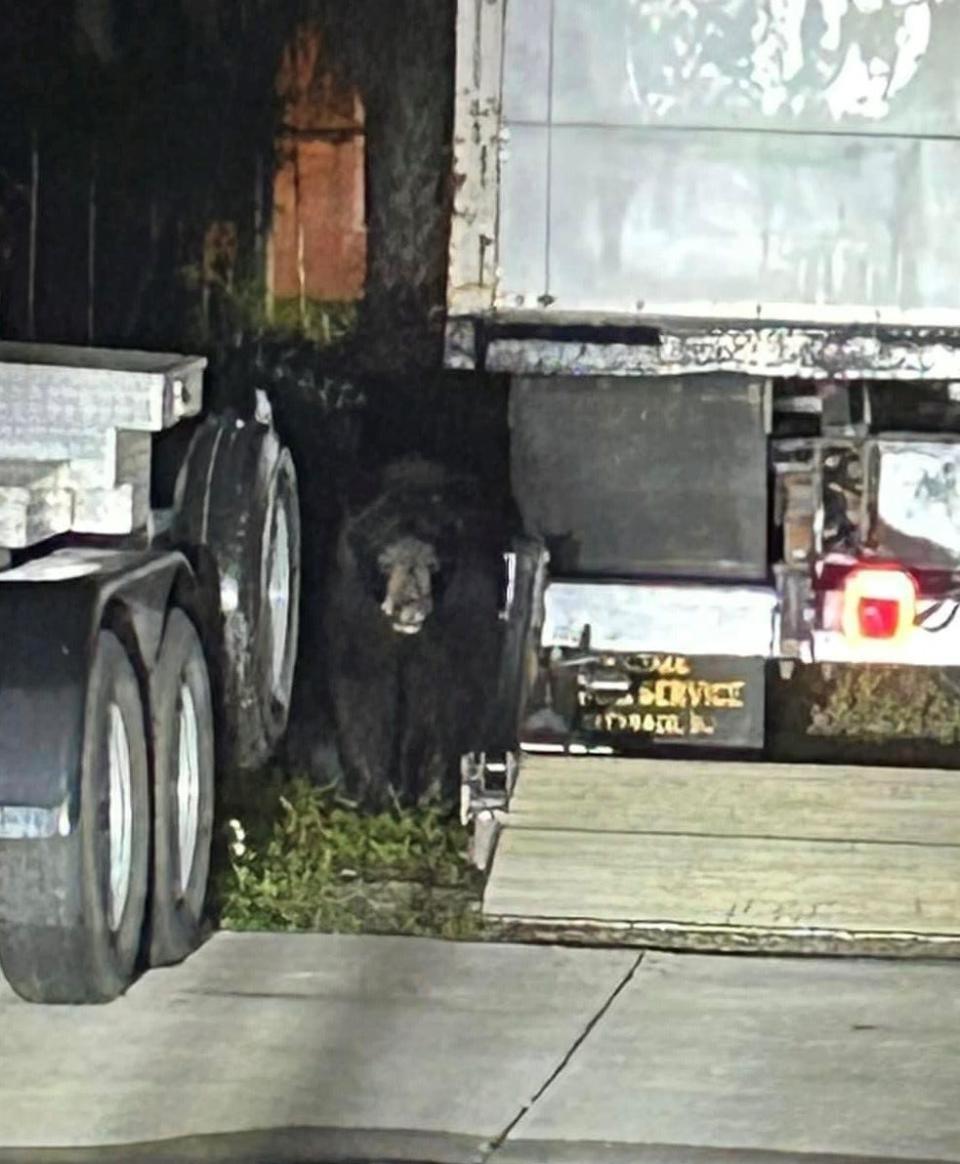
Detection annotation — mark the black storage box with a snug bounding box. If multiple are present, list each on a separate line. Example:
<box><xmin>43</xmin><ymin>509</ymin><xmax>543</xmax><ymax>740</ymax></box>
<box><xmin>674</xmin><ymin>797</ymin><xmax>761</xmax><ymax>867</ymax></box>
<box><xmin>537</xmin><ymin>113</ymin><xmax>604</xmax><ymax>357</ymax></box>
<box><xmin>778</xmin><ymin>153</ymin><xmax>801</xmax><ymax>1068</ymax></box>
<box><xmin>509</xmin><ymin>374</ymin><xmax>769</xmax><ymax>580</ymax></box>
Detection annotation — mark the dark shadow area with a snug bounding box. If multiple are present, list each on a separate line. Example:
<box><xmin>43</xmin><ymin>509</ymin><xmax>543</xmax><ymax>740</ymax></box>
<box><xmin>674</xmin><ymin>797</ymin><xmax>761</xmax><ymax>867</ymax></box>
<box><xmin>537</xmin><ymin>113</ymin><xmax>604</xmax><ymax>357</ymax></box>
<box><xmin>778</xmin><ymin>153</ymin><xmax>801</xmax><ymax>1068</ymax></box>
<box><xmin>0</xmin><ymin>1124</ymin><xmax>481</xmax><ymax>1164</ymax></box>
<box><xmin>0</xmin><ymin>1</ymin><xmax>516</xmax><ymax>796</ymax></box>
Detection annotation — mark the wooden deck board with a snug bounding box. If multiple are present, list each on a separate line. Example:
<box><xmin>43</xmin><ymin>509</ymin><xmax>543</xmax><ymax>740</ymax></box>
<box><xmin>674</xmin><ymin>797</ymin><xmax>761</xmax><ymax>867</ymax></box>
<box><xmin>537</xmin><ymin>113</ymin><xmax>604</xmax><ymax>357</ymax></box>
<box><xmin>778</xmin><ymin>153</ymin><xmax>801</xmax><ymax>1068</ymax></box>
<box><xmin>509</xmin><ymin>755</ymin><xmax>960</xmax><ymax>845</ymax></box>
<box><xmin>486</xmin><ymin>756</ymin><xmax>960</xmax><ymax>940</ymax></box>
<box><xmin>485</xmin><ymin>827</ymin><xmax>960</xmax><ymax>934</ymax></box>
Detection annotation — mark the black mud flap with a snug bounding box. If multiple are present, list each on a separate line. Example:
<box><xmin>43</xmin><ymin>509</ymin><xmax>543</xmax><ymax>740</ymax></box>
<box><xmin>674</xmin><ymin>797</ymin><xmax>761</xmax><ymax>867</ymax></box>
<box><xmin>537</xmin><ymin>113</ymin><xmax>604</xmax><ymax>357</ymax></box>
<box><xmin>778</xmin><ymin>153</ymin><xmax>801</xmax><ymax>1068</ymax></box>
<box><xmin>524</xmin><ymin>652</ymin><xmax>766</xmax><ymax>754</ymax></box>
<box><xmin>510</xmin><ymin>374</ymin><xmax>769</xmax><ymax>580</ymax></box>
<box><xmin>578</xmin><ymin>654</ymin><xmax>766</xmax><ymax>752</ymax></box>
<box><xmin>481</xmin><ymin>535</ymin><xmax>549</xmax><ymax>755</ymax></box>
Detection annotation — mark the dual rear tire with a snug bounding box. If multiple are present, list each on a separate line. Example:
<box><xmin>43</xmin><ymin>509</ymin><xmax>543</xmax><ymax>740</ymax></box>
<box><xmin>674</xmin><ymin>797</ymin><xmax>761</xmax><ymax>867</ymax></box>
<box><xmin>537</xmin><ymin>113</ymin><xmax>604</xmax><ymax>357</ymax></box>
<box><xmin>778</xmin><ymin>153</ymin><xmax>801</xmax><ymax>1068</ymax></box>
<box><xmin>0</xmin><ymin>412</ymin><xmax>301</xmax><ymax>1004</ymax></box>
<box><xmin>0</xmin><ymin>615</ymin><xmax>215</xmax><ymax>1004</ymax></box>
<box><xmin>172</xmin><ymin>414</ymin><xmax>301</xmax><ymax>774</ymax></box>
<box><xmin>148</xmin><ymin>610</ymin><xmax>216</xmax><ymax>968</ymax></box>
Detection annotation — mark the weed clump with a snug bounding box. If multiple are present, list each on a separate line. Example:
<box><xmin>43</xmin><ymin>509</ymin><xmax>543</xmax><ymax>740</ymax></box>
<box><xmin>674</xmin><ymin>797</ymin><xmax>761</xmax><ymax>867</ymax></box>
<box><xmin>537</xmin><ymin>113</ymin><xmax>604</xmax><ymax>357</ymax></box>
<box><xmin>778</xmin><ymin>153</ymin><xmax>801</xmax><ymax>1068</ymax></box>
<box><xmin>214</xmin><ymin>776</ymin><xmax>485</xmax><ymax>938</ymax></box>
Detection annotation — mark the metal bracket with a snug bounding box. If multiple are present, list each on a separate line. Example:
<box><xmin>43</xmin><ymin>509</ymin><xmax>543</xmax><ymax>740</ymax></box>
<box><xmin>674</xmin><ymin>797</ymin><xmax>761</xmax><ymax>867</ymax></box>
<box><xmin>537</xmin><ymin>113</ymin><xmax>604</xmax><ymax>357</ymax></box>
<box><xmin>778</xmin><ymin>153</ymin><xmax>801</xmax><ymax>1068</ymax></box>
<box><xmin>254</xmin><ymin>387</ymin><xmax>273</xmax><ymax>427</ymax></box>
<box><xmin>499</xmin><ymin>550</ymin><xmax>518</xmax><ymax>621</ymax></box>
<box><xmin>775</xmin><ymin>566</ymin><xmax>814</xmax><ymax>660</ymax></box>
<box><xmin>460</xmin><ymin>750</ymin><xmax>518</xmax><ymax>871</ymax></box>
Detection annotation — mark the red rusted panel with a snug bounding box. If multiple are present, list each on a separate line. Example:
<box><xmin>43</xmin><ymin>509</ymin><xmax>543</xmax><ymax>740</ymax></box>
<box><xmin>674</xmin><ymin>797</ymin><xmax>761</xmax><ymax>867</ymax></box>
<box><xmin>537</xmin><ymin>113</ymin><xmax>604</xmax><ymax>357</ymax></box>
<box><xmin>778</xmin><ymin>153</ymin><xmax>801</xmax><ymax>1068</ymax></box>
<box><xmin>271</xmin><ymin>26</ymin><xmax>366</xmax><ymax>304</ymax></box>
<box><xmin>272</xmin><ymin>138</ymin><xmax>366</xmax><ymax>302</ymax></box>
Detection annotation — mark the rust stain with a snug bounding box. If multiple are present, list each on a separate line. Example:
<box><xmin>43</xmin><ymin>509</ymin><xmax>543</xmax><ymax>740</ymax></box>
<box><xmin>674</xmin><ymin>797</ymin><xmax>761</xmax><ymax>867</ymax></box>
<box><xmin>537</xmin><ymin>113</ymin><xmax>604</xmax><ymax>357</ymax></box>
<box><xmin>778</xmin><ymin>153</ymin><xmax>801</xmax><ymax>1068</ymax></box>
<box><xmin>271</xmin><ymin>26</ymin><xmax>367</xmax><ymax>303</ymax></box>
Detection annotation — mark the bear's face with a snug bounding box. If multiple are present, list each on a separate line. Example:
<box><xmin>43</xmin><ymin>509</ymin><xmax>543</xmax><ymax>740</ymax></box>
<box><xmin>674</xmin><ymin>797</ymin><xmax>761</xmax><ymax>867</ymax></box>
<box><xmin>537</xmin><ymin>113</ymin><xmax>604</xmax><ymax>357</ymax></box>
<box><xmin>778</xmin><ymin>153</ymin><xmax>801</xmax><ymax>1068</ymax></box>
<box><xmin>377</xmin><ymin>536</ymin><xmax>440</xmax><ymax>635</ymax></box>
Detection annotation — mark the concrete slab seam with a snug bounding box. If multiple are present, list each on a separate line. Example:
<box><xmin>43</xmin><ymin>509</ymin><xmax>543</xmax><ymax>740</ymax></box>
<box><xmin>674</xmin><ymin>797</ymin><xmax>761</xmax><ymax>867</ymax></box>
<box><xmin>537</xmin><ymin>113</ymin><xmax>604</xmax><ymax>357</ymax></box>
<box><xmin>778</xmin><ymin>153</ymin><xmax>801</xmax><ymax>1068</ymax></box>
<box><xmin>478</xmin><ymin>952</ymin><xmax>646</xmax><ymax>1163</ymax></box>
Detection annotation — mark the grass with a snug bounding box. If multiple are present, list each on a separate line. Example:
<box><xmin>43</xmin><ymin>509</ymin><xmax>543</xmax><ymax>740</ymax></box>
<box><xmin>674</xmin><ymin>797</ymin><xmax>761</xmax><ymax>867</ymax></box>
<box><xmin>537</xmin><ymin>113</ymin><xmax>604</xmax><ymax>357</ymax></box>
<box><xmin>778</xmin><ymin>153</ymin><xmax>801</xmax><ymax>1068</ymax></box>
<box><xmin>809</xmin><ymin>665</ymin><xmax>960</xmax><ymax>744</ymax></box>
<box><xmin>268</xmin><ymin>297</ymin><xmax>359</xmax><ymax>345</ymax></box>
<box><xmin>213</xmin><ymin>667</ymin><xmax>960</xmax><ymax>938</ymax></box>
<box><xmin>213</xmin><ymin>774</ymin><xmax>486</xmax><ymax>938</ymax></box>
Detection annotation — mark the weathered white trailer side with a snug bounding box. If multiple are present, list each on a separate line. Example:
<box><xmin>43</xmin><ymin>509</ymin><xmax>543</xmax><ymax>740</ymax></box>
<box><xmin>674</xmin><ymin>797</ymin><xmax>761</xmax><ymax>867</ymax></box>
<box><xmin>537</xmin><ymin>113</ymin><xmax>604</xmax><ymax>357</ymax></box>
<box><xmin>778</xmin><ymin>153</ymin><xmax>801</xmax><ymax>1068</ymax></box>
<box><xmin>450</xmin><ymin>2</ymin><xmax>960</xmax><ymax>955</ymax></box>
<box><xmin>450</xmin><ymin>0</ymin><xmax>960</xmax><ymax>331</ymax></box>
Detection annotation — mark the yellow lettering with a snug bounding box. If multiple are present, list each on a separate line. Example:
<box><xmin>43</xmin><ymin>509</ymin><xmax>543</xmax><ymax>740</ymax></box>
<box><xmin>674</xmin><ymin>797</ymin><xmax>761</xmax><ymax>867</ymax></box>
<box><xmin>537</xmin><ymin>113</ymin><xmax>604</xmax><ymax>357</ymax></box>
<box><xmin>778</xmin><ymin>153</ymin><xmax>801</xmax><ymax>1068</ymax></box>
<box><xmin>709</xmin><ymin>682</ymin><xmax>746</xmax><ymax>709</ymax></box>
<box><xmin>581</xmin><ymin>673</ymin><xmax>747</xmax><ymax>736</ymax></box>
<box><xmin>626</xmin><ymin>654</ymin><xmax>692</xmax><ymax>677</ymax></box>
<box><xmin>685</xmin><ymin>682</ymin><xmax>704</xmax><ymax>709</ymax></box>
<box><xmin>598</xmin><ymin>682</ymin><xmax>747</xmax><ymax>711</ymax></box>
<box><xmin>654</xmin><ymin>679</ymin><xmax>683</xmax><ymax>707</ymax></box>
<box><xmin>655</xmin><ymin>714</ymin><xmax>684</xmax><ymax>736</ymax></box>
<box><xmin>689</xmin><ymin>712</ymin><xmax>715</xmax><ymax>736</ymax></box>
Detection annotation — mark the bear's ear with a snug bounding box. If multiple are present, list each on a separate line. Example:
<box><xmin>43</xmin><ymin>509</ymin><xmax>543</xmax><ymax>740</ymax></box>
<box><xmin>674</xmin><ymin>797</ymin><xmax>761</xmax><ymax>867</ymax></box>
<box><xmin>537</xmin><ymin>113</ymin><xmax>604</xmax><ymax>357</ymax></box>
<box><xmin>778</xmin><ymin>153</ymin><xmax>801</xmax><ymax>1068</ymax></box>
<box><xmin>341</xmin><ymin>466</ymin><xmax>381</xmax><ymax>515</ymax></box>
<box><xmin>344</xmin><ymin>525</ymin><xmax>384</xmax><ymax>592</ymax></box>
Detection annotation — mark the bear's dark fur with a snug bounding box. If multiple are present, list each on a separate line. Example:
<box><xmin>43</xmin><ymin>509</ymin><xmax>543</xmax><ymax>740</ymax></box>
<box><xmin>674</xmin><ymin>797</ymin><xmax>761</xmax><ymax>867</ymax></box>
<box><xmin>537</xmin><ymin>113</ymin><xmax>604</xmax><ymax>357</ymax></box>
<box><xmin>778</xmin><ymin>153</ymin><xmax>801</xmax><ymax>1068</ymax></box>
<box><xmin>324</xmin><ymin>457</ymin><xmax>508</xmax><ymax>809</ymax></box>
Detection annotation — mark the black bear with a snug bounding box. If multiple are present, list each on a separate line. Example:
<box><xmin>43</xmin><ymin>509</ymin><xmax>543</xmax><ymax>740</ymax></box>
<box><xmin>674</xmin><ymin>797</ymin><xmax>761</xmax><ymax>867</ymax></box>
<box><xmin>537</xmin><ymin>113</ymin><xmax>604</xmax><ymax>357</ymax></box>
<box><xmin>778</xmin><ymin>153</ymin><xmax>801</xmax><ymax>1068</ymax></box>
<box><xmin>324</xmin><ymin>457</ymin><xmax>508</xmax><ymax>809</ymax></box>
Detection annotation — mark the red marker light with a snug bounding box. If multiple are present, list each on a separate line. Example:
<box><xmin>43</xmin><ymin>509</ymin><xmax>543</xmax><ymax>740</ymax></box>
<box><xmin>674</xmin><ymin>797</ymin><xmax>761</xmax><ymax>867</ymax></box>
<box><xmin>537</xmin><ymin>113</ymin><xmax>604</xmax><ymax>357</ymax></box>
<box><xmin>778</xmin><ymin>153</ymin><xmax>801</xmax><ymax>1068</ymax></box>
<box><xmin>856</xmin><ymin>597</ymin><xmax>901</xmax><ymax>640</ymax></box>
<box><xmin>841</xmin><ymin>567</ymin><xmax>917</xmax><ymax>646</ymax></box>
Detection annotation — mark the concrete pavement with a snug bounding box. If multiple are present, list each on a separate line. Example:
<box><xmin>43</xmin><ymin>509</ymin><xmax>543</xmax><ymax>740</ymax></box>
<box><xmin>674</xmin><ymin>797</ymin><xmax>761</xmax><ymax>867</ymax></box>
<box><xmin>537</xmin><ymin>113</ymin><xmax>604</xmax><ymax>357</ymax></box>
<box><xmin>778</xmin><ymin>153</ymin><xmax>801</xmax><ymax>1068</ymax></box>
<box><xmin>1</xmin><ymin>933</ymin><xmax>959</xmax><ymax>1163</ymax></box>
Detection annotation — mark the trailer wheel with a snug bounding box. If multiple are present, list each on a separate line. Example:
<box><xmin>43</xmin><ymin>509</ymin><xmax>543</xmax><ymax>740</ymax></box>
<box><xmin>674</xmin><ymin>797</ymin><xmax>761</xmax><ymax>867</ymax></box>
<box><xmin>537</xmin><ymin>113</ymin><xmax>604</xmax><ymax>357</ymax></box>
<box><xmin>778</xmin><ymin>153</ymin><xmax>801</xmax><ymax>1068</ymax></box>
<box><xmin>148</xmin><ymin>609</ymin><xmax>215</xmax><ymax>967</ymax></box>
<box><xmin>173</xmin><ymin>413</ymin><xmax>301</xmax><ymax>771</ymax></box>
<box><xmin>0</xmin><ymin>631</ymin><xmax>150</xmax><ymax>1004</ymax></box>
<box><xmin>261</xmin><ymin>446</ymin><xmax>301</xmax><ymax>747</ymax></box>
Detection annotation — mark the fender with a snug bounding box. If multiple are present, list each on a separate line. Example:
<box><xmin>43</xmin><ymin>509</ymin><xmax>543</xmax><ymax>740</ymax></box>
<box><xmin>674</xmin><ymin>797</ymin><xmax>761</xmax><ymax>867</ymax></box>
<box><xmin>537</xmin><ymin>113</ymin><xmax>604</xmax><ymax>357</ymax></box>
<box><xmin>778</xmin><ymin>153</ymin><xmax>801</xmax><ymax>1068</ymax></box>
<box><xmin>483</xmin><ymin>536</ymin><xmax>549</xmax><ymax>753</ymax></box>
<box><xmin>0</xmin><ymin>548</ymin><xmax>192</xmax><ymax>833</ymax></box>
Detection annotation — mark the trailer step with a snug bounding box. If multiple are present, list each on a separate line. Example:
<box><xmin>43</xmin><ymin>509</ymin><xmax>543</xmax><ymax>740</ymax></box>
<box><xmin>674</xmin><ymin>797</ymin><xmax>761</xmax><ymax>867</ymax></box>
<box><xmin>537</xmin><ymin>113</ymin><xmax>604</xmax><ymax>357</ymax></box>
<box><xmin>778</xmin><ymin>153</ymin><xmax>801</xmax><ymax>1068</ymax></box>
<box><xmin>483</xmin><ymin>756</ymin><xmax>960</xmax><ymax>956</ymax></box>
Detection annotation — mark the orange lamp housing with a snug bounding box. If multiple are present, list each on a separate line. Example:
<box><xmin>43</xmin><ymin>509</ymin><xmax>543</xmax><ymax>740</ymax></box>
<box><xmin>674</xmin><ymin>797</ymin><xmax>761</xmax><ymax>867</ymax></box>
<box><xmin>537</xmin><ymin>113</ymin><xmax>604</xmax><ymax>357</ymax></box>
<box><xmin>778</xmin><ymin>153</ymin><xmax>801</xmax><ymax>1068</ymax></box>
<box><xmin>840</xmin><ymin>566</ymin><xmax>918</xmax><ymax>647</ymax></box>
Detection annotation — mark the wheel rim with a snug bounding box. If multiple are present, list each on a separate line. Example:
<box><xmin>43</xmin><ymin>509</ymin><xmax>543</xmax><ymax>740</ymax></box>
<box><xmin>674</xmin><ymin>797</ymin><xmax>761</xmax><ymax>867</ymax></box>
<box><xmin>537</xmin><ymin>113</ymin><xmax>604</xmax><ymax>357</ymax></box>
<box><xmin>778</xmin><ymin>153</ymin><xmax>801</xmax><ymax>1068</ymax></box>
<box><xmin>107</xmin><ymin>702</ymin><xmax>133</xmax><ymax>932</ymax></box>
<box><xmin>267</xmin><ymin>500</ymin><xmax>291</xmax><ymax>698</ymax></box>
<box><xmin>176</xmin><ymin>681</ymin><xmax>201</xmax><ymax>895</ymax></box>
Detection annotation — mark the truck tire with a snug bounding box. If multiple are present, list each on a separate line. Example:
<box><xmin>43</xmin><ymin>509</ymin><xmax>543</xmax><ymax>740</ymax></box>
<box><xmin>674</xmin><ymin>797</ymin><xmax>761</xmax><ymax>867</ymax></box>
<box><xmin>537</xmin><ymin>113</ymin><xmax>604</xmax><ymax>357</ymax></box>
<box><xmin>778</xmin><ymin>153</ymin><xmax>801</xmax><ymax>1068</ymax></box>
<box><xmin>173</xmin><ymin>413</ymin><xmax>301</xmax><ymax>772</ymax></box>
<box><xmin>148</xmin><ymin>609</ymin><xmax>215</xmax><ymax>967</ymax></box>
<box><xmin>0</xmin><ymin>630</ymin><xmax>150</xmax><ymax>1004</ymax></box>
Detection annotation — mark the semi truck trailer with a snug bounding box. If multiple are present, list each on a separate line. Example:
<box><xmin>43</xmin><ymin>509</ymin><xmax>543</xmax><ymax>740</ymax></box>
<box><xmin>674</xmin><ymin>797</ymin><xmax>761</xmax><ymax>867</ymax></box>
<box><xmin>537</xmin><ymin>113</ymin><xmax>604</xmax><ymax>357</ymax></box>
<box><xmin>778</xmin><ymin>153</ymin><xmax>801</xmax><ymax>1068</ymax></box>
<box><xmin>453</xmin><ymin>0</ymin><xmax>960</xmax><ymax>953</ymax></box>
<box><xmin>0</xmin><ymin>343</ymin><xmax>301</xmax><ymax>1003</ymax></box>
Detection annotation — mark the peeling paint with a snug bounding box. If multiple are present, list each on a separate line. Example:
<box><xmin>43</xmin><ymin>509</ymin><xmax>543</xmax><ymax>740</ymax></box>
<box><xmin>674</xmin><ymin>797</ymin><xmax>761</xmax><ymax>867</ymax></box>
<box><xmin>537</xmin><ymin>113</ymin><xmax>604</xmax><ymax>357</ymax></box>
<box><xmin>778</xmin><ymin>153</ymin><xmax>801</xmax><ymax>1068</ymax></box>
<box><xmin>447</xmin><ymin>0</ymin><xmax>504</xmax><ymax>316</ymax></box>
<box><xmin>623</xmin><ymin>0</ymin><xmax>947</xmax><ymax>126</ymax></box>
<box><xmin>471</xmin><ymin>321</ymin><xmax>960</xmax><ymax>381</ymax></box>
<box><xmin>450</xmin><ymin>0</ymin><xmax>960</xmax><ymax>347</ymax></box>
<box><xmin>875</xmin><ymin>440</ymin><xmax>960</xmax><ymax>560</ymax></box>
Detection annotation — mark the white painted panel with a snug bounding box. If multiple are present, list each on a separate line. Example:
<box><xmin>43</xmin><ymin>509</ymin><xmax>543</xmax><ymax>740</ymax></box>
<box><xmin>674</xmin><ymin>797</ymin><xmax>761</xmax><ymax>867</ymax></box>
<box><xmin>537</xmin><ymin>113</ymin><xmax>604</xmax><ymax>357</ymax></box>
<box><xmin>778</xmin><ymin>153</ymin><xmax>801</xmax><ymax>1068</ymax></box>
<box><xmin>551</xmin><ymin>0</ymin><xmax>960</xmax><ymax>136</ymax></box>
<box><xmin>542</xmin><ymin>580</ymin><xmax>778</xmax><ymax>657</ymax></box>
<box><xmin>480</xmin><ymin>0</ymin><xmax>960</xmax><ymax>326</ymax></box>
<box><xmin>542</xmin><ymin>125</ymin><xmax>960</xmax><ymax>317</ymax></box>
<box><xmin>502</xmin><ymin>0</ymin><xmax>553</xmax><ymax>124</ymax></box>
<box><xmin>498</xmin><ymin>125</ymin><xmax>550</xmax><ymax>308</ymax></box>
